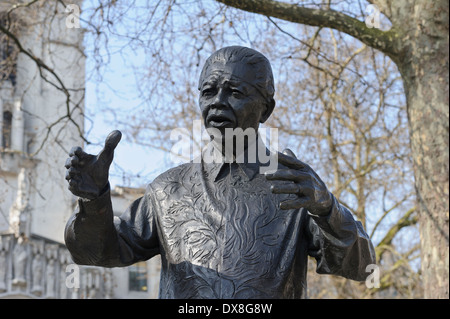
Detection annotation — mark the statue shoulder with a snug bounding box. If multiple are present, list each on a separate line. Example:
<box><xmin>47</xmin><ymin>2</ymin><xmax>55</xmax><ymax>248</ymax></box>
<box><xmin>150</xmin><ymin>162</ymin><xmax>198</xmax><ymax>187</ymax></box>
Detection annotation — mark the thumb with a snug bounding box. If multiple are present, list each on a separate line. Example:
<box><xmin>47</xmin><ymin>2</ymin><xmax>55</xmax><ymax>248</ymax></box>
<box><xmin>282</xmin><ymin>148</ymin><xmax>297</xmax><ymax>159</ymax></box>
<box><xmin>98</xmin><ymin>130</ymin><xmax>122</xmax><ymax>163</ymax></box>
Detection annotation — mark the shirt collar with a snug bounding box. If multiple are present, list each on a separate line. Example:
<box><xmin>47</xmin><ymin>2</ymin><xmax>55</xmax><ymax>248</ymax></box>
<box><xmin>207</xmin><ymin>161</ymin><xmax>260</xmax><ymax>182</ymax></box>
<box><xmin>199</xmin><ymin>135</ymin><xmax>274</xmax><ymax>182</ymax></box>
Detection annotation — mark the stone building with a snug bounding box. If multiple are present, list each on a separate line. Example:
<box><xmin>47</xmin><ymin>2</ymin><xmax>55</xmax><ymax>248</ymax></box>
<box><xmin>0</xmin><ymin>1</ymin><xmax>160</xmax><ymax>299</ymax></box>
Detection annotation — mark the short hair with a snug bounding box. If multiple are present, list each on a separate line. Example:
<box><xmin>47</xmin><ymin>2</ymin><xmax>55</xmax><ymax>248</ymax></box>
<box><xmin>198</xmin><ymin>46</ymin><xmax>275</xmax><ymax>109</ymax></box>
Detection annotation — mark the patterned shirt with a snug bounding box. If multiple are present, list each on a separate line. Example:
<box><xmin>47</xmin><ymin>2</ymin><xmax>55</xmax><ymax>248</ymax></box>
<box><xmin>65</xmin><ymin>150</ymin><xmax>375</xmax><ymax>299</ymax></box>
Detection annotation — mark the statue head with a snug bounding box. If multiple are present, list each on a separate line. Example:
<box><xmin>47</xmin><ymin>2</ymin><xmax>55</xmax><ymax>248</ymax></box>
<box><xmin>198</xmin><ymin>46</ymin><xmax>275</xmax><ymax>134</ymax></box>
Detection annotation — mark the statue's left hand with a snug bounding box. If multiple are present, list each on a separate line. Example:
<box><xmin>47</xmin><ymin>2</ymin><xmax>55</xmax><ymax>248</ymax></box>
<box><xmin>265</xmin><ymin>149</ymin><xmax>333</xmax><ymax>216</ymax></box>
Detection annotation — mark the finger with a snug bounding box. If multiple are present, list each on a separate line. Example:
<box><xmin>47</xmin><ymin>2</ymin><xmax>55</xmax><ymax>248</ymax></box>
<box><xmin>277</xmin><ymin>152</ymin><xmax>307</xmax><ymax>170</ymax></box>
<box><xmin>282</xmin><ymin>148</ymin><xmax>297</xmax><ymax>159</ymax></box>
<box><xmin>65</xmin><ymin>169</ymin><xmax>71</xmax><ymax>181</ymax></box>
<box><xmin>68</xmin><ymin>177</ymin><xmax>79</xmax><ymax>187</ymax></box>
<box><xmin>68</xmin><ymin>178</ymin><xmax>79</xmax><ymax>192</ymax></box>
<box><xmin>265</xmin><ymin>169</ymin><xmax>311</xmax><ymax>182</ymax></box>
<box><xmin>279</xmin><ymin>198</ymin><xmax>308</xmax><ymax>210</ymax></box>
<box><xmin>270</xmin><ymin>183</ymin><xmax>300</xmax><ymax>194</ymax></box>
<box><xmin>105</xmin><ymin>130</ymin><xmax>122</xmax><ymax>151</ymax></box>
<box><xmin>65</xmin><ymin>156</ymin><xmax>79</xmax><ymax>169</ymax></box>
<box><xmin>69</xmin><ymin>147</ymin><xmax>92</xmax><ymax>164</ymax></box>
<box><xmin>70</xmin><ymin>156</ymin><xmax>79</xmax><ymax>166</ymax></box>
<box><xmin>66</xmin><ymin>174</ymin><xmax>82</xmax><ymax>186</ymax></box>
<box><xmin>69</xmin><ymin>146</ymin><xmax>83</xmax><ymax>157</ymax></box>
<box><xmin>65</xmin><ymin>157</ymin><xmax>72</xmax><ymax>169</ymax></box>
<box><xmin>98</xmin><ymin>130</ymin><xmax>122</xmax><ymax>162</ymax></box>
<box><xmin>65</xmin><ymin>167</ymin><xmax>80</xmax><ymax>180</ymax></box>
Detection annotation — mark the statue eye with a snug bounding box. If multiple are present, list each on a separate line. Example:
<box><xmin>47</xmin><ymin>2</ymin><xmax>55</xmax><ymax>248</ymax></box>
<box><xmin>201</xmin><ymin>88</ymin><xmax>216</xmax><ymax>98</ymax></box>
<box><xmin>231</xmin><ymin>90</ymin><xmax>244</xmax><ymax>98</ymax></box>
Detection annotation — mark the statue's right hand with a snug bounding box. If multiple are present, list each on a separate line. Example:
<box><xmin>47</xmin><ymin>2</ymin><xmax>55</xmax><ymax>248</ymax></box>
<box><xmin>65</xmin><ymin>130</ymin><xmax>122</xmax><ymax>200</ymax></box>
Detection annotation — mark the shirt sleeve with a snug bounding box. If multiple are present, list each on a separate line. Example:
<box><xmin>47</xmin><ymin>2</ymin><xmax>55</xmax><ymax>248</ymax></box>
<box><xmin>306</xmin><ymin>194</ymin><xmax>376</xmax><ymax>281</ymax></box>
<box><xmin>64</xmin><ymin>183</ymin><xmax>160</xmax><ymax>267</ymax></box>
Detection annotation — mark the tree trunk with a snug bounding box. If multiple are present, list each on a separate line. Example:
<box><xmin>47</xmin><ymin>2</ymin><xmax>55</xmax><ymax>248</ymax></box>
<box><xmin>396</xmin><ymin>1</ymin><xmax>449</xmax><ymax>298</ymax></box>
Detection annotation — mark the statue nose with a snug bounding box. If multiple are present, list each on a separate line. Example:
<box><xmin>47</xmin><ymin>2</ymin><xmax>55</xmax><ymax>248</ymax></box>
<box><xmin>211</xmin><ymin>89</ymin><xmax>228</xmax><ymax>108</ymax></box>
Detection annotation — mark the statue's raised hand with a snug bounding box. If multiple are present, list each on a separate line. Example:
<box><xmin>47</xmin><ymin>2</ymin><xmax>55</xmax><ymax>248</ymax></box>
<box><xmin>65</xmin><ymin>130</ymin><xmax>122</xmax><ymax>200</ymax></box>
<box><xmin>265</xmin><ymin>148</ymin><xmax>333</xmax><ymax>216</ymax></box>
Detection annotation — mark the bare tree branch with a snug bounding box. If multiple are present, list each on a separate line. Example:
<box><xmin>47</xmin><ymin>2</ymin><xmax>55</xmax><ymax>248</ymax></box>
<box><xmin>0</xmin><ymin>10</ymin><xmax>89</xmax><ymax>154</ymax></box>
<box><xmin>215</xmin><ymin>0</ymin><xmax>401</xmax><ymax>58</ymax></box>
<box><xmin>375</xmin><ymin>206</ymin><xmax>418</xmax><ymax>261</ymax></box>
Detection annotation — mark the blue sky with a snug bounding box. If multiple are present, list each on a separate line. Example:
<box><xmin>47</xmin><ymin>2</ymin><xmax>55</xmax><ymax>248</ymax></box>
<box><xmin>80</xmin><ymin>1</ymin><xmax>176</xmax><ymax>189</ymax></box>
<box><xmin>83</xmin><ymin>67</ymin><xmax>170</xmax><ymax>189</ymax></box>
<box><xmin>83</xmin><ymin>41</ymin><xmax>169</xmax><ymax>189</ymax></box>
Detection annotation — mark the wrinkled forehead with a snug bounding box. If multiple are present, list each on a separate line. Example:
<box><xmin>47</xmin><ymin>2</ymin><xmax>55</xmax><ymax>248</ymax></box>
<box><xmin>199</xmin><ymin>61</ymin><xmax>258</xmax><ymax>87</ymax></box>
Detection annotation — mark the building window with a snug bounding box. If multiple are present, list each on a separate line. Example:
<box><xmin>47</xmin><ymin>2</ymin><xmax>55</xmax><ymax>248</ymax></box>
<box><xmin>129</xmin><ymin>261</ymin><xmax>148</xmax><ymax>292</ymax></box>
<box><xmin>0</xmin><ymin>41</ymin><xmax>16</xmax><ymax>86</ymax></box>
<box><xmin>0</xmin><ymin>15</ymin><xmax>17</xmax><ymax>86</ymax></box>
<box><xmin>2</xmin><ymin>110</ymin><xmax>12</xmax><ymax>149</ymax></box>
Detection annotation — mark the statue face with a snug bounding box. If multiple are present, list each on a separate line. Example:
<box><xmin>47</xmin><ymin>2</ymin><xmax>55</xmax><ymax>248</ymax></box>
<box><xmin>198</xmin><ymin>61</ymin><xmax>268</xmax><ymax>135</ymax></box>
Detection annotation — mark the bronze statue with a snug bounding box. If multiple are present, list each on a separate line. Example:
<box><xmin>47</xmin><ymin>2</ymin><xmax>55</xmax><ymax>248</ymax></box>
<box><xmin>64</xmin><ymin>46</ymin><xmax>375</xmax><ymax>298</ymax></box>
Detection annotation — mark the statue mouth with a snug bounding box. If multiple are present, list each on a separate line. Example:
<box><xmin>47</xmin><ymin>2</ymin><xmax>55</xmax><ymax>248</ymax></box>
<box><xmin>206</xmin><ymin>111</ymin><xmax>235</xmax><ymax>128</ymax></box>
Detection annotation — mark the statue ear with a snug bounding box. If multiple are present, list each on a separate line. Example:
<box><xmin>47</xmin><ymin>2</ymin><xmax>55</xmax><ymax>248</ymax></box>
<box><xmin>260</xmin><ymin>99</ymin><xmax>275</xmax><ymax>123</ymax></box>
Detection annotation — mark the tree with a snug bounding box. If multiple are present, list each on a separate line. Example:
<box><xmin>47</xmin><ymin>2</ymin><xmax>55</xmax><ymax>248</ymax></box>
<box><xmin>214</xmin><ymin>0</ymin><xmax>449</xmax><ymax>299</ymax></box>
